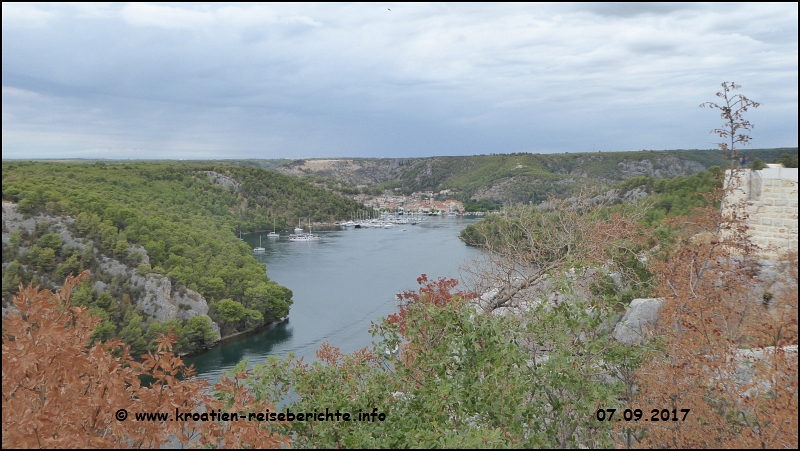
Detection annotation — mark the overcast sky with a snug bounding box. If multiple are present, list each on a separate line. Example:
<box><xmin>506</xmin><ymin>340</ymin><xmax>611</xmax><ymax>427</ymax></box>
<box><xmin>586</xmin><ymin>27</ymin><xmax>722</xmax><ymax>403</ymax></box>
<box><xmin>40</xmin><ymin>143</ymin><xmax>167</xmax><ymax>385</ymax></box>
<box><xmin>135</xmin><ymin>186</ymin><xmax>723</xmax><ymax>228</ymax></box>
<box><xmin>2</xmin><ymin>2</ymin><xmax>797</xmax><ymax>160</ymax></box>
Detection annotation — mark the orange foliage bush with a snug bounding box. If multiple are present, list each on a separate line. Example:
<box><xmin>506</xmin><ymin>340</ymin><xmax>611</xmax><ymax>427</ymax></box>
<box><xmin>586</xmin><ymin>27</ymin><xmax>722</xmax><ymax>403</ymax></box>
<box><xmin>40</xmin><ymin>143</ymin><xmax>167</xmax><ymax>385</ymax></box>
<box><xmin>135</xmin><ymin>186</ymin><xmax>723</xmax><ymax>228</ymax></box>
<box><xmin>2</xmin><ymin>271</ymin><xmax>290</xmax><ymax>448</ymax></box>
<box><xmin>620</xmin><ymin>202</ymin><xmax>798</xmax><ymax>448</ymax></box>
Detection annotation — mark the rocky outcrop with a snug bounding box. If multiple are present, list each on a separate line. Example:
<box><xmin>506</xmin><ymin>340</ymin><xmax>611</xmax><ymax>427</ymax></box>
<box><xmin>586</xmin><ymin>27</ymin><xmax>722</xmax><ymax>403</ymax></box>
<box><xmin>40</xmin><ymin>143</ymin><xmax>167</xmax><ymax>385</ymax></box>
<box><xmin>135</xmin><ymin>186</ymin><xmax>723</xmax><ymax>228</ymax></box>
<box><xmin>205</xmin><ymin>171</ymin><xmax>241</xmax><ymax>192</ymax></box>
<box><xmin>98</xmin><ymin>256</ymin><xmax>130</xmax><ymax>278</ymax></box>
<box><xmin>274</xmin><ymin>159</ymin><xmax>411</xmax><ymax>186</ymax></box>
<box><xmin>476</xmin><ymin>267</ymin><xmax>626</xmax><ymax>317</ymax></box>
<box><xmin>612</xmin><ymin>258</ymin><xmax>795</xmax><ymax>346</ymax></box>
<box><xmin>732</xmin><ymin>345</ymin><xmax>798</xmax><ymax>395</ymax></box>
<box><xmin>2</xmin><ymin>202</ymin><xmax>220</xmax><ymax>341</ymax></box>
<box><xmin>130</xmin><ymin>272</ymin><xmax>218</xmax><ymax>340</ymax></box>
<box><xmin>617</xmin><ymin>157</ymin><xmax>706</xmax><ymax>179</ymax></box>
<box><xmin>470</xmin><ymin>177</ymin><xmax>522</xmax><ymax>201</ymax></box>
<box><xmin>102</xmin><ymin>256</ymin><xmax>221</xmax><ymax>341</ymax></box>
<box><xmin>613</xmin><ymin>298</ymin><xmax>664</xmax><ymax>345</ymax></box>
<box><xmin>2</xmin><ymin>202</ymin><xmax>82</xmax><ymax>250</ymax></box>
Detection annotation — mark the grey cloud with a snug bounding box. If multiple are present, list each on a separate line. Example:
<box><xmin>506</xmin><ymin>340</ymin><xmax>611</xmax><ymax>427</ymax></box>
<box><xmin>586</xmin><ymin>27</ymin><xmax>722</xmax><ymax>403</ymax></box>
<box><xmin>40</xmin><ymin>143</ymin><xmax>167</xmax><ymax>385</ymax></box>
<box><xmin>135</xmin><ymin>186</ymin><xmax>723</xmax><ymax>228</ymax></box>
<box><xmin>576</xmin><ymin>2</ymin><xmax>701</xmax><ymax>18</ymax></box>
<box><xmin>2</xmin><ymin>3</ymin><xmax>796</xmax><ymax>159</ymax></box>
<box><xmin>627</xmin><ymin>41</ymin><xmax>678</xmax><ymax>55</ymax></box>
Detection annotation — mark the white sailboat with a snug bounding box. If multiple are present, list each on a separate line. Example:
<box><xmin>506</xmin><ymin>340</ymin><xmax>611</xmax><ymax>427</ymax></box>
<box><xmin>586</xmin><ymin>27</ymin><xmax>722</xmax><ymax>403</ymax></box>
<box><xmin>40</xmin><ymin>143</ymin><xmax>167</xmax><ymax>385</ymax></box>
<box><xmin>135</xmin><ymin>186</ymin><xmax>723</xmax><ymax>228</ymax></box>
<box><xmin>289</xmin><ymin>218</ymin><xmax>320</xmax><ymax>241</ymax></box>
<box><xmin>267</xmin><ymin>218</ymin><xmax>279</xmax><ymax>238</ymax></box>
<box><xmin>294</xmin><ymin>219</ymin><xmax>304</xmax><ymax>234</ymax></box>
<box><xmin>253</xmin><ymin>235</ymin><xmax>265</xmax><ymax>253</ymax></box>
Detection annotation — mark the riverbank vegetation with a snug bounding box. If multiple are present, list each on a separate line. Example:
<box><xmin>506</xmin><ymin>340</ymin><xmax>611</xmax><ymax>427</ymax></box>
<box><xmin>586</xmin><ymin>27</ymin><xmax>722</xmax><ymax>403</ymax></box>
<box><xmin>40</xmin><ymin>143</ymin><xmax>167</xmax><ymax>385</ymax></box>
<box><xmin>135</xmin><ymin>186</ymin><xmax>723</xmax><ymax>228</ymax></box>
<box><xmin>459</xmin><ymin>166</ymin><xmax>724</xmax><ymax>248</ymax></box>
<box><xmin>2</xmin><ymin>162</ymin><xmax>363</xmax><ymax>355</ymax></box>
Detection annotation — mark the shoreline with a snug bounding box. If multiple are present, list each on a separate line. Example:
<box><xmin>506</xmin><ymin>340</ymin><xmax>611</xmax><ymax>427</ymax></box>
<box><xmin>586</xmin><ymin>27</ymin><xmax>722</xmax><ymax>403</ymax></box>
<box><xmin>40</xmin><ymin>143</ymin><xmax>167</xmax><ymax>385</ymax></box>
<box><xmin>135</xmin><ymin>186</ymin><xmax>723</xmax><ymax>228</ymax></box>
<box><xmin>179</xmin><ymin>317</ymin><xmax>289</xmax><ymax>359</ymax></box>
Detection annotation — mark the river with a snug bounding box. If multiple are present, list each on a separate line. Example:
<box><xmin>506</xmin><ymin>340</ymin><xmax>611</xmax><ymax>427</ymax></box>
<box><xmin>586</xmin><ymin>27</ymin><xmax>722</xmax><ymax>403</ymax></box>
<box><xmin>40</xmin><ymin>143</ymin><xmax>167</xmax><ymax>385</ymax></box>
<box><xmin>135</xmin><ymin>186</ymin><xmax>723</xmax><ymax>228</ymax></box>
<box><xmin>185</xmin><ymin>216</ymin><xmax>481</xmax><ymax>383</ymax></box>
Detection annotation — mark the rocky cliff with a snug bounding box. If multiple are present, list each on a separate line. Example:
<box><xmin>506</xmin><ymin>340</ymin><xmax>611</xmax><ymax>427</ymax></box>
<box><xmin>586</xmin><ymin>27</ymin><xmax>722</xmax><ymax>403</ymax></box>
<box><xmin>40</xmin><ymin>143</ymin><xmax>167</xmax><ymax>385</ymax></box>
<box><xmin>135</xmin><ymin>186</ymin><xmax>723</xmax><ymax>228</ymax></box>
<box><xmin>1</xmin><ymin>202</ymin><xmax>221</xmax><ymax>341</ymax></box>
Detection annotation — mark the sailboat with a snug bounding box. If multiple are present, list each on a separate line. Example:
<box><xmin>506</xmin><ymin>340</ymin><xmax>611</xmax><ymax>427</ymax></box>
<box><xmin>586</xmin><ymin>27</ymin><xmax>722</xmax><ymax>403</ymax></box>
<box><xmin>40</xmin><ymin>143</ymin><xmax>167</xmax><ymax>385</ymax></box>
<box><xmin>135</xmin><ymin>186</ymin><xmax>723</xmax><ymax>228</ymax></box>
<box><xmin>289</xmin><ymin>218</ymin><xmax>320</xmax><ymax>242</ymax></box>
<box><xmin>294</xmin><ymin>219</ymin><xmax>304</xmax><ymax>234</ymax></box>
<box><xmin>267</xmin><ymin>218</ymin><xmax>279</xmax><ymax>238</ymax></box>
<box><xmin>253</xmin><ymin>235</ymin><xmax>265</xmax><ymax>253</ymax></box>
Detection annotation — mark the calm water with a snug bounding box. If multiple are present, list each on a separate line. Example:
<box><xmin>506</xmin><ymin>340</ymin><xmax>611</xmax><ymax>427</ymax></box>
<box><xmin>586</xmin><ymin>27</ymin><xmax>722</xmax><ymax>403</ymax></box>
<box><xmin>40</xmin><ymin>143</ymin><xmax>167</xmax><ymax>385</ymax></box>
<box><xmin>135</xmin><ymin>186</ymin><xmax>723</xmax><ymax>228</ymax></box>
<box><xmin>185</xmin><ymin>216</ymin><xmax>481</xmax><ymax>383</ymax></box>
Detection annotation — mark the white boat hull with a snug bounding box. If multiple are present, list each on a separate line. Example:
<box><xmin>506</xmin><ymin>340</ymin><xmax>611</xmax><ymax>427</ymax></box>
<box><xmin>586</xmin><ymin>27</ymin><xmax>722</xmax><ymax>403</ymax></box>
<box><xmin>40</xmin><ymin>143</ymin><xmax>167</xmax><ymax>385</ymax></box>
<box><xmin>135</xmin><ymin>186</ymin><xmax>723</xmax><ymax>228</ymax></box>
<box><xmin>288</xmin><ymin>233</ymin><xmax>320</xmax><ymax>242</ymax></box>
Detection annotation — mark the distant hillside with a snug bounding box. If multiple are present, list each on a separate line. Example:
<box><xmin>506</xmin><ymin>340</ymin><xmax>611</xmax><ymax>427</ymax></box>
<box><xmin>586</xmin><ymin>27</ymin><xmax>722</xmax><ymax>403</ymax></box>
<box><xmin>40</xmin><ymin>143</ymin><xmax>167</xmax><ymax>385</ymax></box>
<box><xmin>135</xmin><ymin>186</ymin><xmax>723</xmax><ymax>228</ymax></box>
<box><xmin>1</xmin><ymin>162</ymin><xmax>364</xmax><ymax>356</ymax></box>
<box><xmin>268</xmin><ymin>148</ymin><xmax>797</xmax><ymax>204</ymax></box>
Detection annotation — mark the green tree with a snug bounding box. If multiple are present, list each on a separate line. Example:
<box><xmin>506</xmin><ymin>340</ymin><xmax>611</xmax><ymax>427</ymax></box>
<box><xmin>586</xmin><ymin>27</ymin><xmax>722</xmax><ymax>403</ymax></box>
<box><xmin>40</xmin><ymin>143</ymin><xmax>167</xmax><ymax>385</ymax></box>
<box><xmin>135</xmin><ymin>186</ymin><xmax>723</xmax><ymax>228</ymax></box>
<box><xmin>217</xmin><ymin>299</ymin><xmax>246</xmax><ymax>323</ymax></box>
<box><xmin>2</xmin><ymin>261</ymin><xmax>22</xmax><ymax>299</ymax></box>
<box><xmin>184</xmin><ymin>316</ymin><xmax>218</xmax><ymax>350</ymax></box>
<box><xmin>16</xmin><ymin>197</ymin><xmax>34</xmax><ymax>214</ymax></box>
<box><xmin>88</xmin><ymin>307</ymin><xmax>117</xmax><ymax>343</ymax></box>
<box><xmin>7</xmin><ymin>231</ymin><xmax>23</xmax><ymax>249</ymax></box>
<box><xmin>70</xmin><ymin>280</ymin><xmax>96</xmax><ymax>308</ymax></box>
<box><xmin>749</xmin><ymin>157</ymin><xmax>767</xmax><ymax>170</ymax></box>
<box><xmin>37</xmin><ymin>248</ymin><xmax>56</xmax><ymax>272</ymax></box>
<box><xmin>99</xmin><ymin>224</ymin><xmax>118</xmax><ymax>252</ymax></box>
<box><xmin>774</xmin><ymin>153</ymin><xmax>799</xmax><ymax>168</ymax></box>
<box><xmin>216</xmin><ymin>298</ymin><xmax>259</xmax><ymax>332</ymax></box>
<box><xmin>244</xmin><ymin>282</ymin><xmax>292</xmax><ymax>323</ymax></box>
<box><xmin>113</xmin><ymin>238</ymin><xmax>129</xmax><ymax>259</ymax></box>
<box><xmin>120</xmin><ymin>311</ymin><xmax>148</xmax><ymax>356</ymax></box>
<box><xmin>199</xmin><ymin>276</ymin><xmax>226</xmax><ymax>300</ymax></box>
<box><xmin>55</xmin><ymin>254</ymin><xmax>82</xmax><ymax>281</ymax></box>
<box><xmin>95</xmin><ymin>291</ymin><xmax>116</xmax><ymax>313</ymax></box>
<box><xmin>39</xmin><ymin>232</ymin><xmax>63</xmax><ymax>251</ymax></box>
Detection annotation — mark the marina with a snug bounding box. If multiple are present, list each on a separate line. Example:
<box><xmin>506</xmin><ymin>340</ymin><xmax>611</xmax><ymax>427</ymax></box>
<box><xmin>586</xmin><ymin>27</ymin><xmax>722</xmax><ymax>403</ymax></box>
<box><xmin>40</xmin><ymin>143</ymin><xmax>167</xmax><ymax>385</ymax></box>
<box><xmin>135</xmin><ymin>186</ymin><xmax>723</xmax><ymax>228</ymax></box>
<box><xmin>250</xmin><ymin>213</ymin><xmax>435</xmax><ymax>250</ymax></box>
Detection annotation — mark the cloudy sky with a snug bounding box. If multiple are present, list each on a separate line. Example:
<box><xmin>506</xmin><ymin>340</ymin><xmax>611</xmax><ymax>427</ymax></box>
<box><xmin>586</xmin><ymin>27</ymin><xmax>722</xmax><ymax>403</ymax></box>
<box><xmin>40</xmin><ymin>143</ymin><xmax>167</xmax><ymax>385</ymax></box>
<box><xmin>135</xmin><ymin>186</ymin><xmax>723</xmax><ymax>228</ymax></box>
<box><xmin>2</xmin><ymin>2</ymin><xmax>797</xmax><ymax>160</ymax></box>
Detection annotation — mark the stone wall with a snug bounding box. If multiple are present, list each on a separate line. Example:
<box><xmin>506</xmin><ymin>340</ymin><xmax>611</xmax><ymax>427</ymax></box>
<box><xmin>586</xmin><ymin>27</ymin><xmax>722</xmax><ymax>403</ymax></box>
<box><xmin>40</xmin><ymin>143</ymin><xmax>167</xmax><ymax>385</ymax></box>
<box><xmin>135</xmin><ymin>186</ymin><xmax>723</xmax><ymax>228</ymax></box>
<box><xmin>723</xmin><ymin>167</ymin><xmax>799</xmax><ymax>258</ymax></box>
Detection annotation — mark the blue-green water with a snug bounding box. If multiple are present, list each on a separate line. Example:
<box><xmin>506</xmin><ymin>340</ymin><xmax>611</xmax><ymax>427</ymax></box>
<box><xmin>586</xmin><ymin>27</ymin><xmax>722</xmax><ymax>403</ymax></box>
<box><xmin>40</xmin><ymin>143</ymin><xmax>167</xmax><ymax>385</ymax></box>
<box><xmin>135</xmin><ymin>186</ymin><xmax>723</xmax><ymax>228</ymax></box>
<box><xmin>185</xmin><ymin>216</ymin><xmax>481</xmax><ymax>383</ymax></box>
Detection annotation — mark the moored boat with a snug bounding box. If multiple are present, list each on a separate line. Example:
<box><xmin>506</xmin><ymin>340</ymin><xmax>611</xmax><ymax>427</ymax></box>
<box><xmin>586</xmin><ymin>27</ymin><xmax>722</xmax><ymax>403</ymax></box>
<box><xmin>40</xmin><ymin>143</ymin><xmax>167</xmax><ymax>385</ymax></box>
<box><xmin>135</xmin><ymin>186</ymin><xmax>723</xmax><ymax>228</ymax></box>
<box><xmin>268</xmin><ymin>218</ymin><xmax>279</xmax><ymax>238</ymax></box>
<box><xmin>253</xmin><ymin>235</ymin><xmax>265</xmax><ymax>253</ymax></box>
<box><xmin>290</xmin><ymin>218</ymin><xmax>320</xmax><ymax>241</ymax></box>
<box><xmin>288</xmin><ymin>233</ymin><xmax>320</xmax><ymax>242</ymax></box>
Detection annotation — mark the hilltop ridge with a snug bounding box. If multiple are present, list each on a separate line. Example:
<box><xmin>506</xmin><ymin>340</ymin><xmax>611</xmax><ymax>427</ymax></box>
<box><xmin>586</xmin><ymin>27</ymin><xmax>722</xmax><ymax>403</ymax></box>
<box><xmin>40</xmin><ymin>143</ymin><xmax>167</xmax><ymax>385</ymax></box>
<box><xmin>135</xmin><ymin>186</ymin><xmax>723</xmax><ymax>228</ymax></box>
<box><xmin>263</xmin><ymin>148</ymin><xmax>797</xmax><ymax>204</ymax></box>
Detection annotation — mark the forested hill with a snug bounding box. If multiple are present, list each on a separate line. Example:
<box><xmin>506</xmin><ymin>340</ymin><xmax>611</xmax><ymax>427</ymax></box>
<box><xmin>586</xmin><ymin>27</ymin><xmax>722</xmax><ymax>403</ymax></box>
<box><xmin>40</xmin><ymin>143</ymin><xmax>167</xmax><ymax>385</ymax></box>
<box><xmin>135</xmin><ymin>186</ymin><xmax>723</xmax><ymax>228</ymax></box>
<box><xmin>269</xmin><ymin>148</ymin><xmax>797</xmax><ymax>204</ymax></box>
<box><xmin>1</xmin><ymin>162</ymin><xmax>364</xmax><ymax>355</ymax></box>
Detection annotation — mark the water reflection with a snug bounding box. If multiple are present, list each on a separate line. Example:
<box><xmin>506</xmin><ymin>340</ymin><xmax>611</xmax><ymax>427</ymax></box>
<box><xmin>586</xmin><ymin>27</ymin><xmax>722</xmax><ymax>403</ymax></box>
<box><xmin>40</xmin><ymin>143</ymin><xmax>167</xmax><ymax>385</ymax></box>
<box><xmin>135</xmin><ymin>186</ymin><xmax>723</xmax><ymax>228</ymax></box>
<box><xmin>192</xmin><ymin>321</ymin><xmax>291</xmax><ymax>367</ymax></box>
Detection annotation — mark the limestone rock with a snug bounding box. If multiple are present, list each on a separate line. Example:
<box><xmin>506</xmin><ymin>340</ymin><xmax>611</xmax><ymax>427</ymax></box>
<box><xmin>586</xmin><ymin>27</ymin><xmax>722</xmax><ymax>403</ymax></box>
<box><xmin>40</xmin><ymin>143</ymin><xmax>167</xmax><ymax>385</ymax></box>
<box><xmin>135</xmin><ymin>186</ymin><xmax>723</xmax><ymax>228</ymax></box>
<box><xmin>172</xmin><ymin>288</ymin><xmax>210</xmax><ymax>320</ymax></box>
<box><xmin>205</xmin><ymin>171</ymin><xmax>241</xmax><ymax>192</ymax></box>
<box><xmin>209</xmin><ymin>320</ymin><xmax>221</xmax><ymax>340</ymax></box>
<box><xmin>93</xmin><ymin>281</ymin><xmax>108</xmax><ymax>295</ymax></box>
<box><xmin>613</xmin><ymin>298</ymin><xmax>664</xmax><ymax>345</ymax></box>
<box><xmin>130</xmin><ymin>274</ymin><xmax>174</xmax><ymax>322</ymax></box>
<box><xmin>2</xmin><ymin>202</ymin><xmax>220</xmax><ymax>341</ymax></box>
<box><xmin>731</xmin><ymin>345</ymin><xmax>798</xmax><ymax>396</ymax></box>
<box><xmin>98</xmin><ymin>256</ymin><xmax>131</xmax><ymax>278</ymax></box>
<box><xmin>2</xmin><ymin>304</ymin><xmax>20</xmax><ymax>319</ymax></box>
<box><xmin>130</xmin><ymin>272</ymin><xmax>216</xmax><ymax>328</ymax></box>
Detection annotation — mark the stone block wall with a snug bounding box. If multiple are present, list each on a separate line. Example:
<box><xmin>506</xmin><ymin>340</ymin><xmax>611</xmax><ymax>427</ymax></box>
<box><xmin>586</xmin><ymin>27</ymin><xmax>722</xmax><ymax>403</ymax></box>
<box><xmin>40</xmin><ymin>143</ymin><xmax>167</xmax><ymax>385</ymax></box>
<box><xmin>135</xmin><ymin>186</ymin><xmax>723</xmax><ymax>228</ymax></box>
<box><xmin>723</xmin><ymin>167</ymin><xmax>799</xmax><ymax>259</ymax></box>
